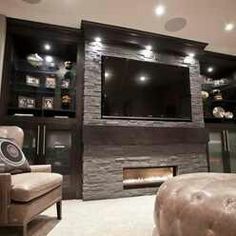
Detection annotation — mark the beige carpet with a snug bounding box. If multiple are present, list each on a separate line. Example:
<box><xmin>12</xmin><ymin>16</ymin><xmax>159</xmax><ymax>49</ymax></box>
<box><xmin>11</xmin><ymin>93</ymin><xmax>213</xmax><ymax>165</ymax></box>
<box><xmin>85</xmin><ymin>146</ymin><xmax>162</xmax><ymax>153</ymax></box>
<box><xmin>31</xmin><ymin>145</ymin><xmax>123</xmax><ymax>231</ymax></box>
<box><xmin>1</xmin><ymin>195</ymin><xmax>156</xmax><ymax>236</ymax></box>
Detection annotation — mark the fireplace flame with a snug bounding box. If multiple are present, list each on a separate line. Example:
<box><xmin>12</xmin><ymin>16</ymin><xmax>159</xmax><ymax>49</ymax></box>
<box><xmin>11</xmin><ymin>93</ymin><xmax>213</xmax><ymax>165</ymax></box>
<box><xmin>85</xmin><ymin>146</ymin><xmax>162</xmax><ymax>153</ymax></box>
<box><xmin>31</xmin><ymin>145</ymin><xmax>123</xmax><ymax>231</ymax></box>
<box><xmin>123</xmin><ymin>174</ymin><xmax>172</xmax><ymax>186</ymax></box>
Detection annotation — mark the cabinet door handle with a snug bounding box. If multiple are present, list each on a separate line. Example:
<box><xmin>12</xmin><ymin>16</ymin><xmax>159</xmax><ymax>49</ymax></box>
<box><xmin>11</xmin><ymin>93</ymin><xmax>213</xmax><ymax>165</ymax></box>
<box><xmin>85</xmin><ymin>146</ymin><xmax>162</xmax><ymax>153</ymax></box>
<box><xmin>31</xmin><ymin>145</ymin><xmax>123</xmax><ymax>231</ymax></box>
<box><xmin>226</xmin><ymin>130</ymin><xmax>231</xmax><ymax>152</ymax></box>
<box><xmin>222</xmin><ymin>130</ymin><xmax>227</xmax><ymax>152</ymax></box>
<box><xmin>43</xmin><ymin>125</ymin><xmax>46</xmax><ymax>156</ymax></box>
<box><xmin>37</xmin><ymin>125</ymin><xmax>40</xmax><ymax>156</ymax></box>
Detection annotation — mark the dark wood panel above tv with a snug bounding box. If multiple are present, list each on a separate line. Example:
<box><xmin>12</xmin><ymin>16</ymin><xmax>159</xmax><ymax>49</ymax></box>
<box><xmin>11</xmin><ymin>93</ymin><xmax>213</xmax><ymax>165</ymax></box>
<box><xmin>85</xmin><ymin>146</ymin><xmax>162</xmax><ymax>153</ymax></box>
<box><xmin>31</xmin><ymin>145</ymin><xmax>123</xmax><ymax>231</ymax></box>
<box><xmin>81</xmin><ymin>20</ymin><xmax>208</xmax><ymax>56</ymax></box>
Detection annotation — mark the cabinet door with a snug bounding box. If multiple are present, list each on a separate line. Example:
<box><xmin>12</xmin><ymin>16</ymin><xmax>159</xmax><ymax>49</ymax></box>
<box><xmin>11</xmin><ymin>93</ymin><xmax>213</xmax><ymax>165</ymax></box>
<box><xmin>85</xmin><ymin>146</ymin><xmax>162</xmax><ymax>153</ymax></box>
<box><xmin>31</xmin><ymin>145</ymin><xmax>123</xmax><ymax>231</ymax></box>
<box><xmin>226</xmin><ymin>130</ymin><xmax>236</xmax><ymax>173</ymax></box>
<box><xmin>21</xmin><ymin>125</ymin><xmax>41</xmax><ymax>165</ymax></box>
<box><xmin>208</xmin><ymin>131</ymin><xmax>224</xmax><ymax>172</ymax></box>
<box><xmin>42</xmin><ymin>125</ymin><xmax>77</xmax><ymax>199</ymax></box>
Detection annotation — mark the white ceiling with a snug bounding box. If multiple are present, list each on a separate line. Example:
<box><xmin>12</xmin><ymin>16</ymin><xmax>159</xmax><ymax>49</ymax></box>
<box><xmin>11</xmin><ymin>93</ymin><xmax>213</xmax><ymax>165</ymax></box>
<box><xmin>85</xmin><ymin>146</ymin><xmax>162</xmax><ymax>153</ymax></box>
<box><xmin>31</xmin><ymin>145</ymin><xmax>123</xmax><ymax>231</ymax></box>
<box><xmin>0</xmin><ymin>0</ymin><xmax>236</xmax><ymax>55</ymax></box>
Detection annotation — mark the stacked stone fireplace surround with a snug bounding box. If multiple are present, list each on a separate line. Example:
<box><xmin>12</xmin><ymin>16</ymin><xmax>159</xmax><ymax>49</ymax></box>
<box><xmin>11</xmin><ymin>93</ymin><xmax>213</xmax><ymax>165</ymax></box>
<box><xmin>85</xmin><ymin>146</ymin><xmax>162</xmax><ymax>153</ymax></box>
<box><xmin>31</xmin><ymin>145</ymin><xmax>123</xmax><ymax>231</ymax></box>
<box><xmin>82</xmin><ymin>41</ymin><xmax>208</xmax><ymax>200</ymax></box>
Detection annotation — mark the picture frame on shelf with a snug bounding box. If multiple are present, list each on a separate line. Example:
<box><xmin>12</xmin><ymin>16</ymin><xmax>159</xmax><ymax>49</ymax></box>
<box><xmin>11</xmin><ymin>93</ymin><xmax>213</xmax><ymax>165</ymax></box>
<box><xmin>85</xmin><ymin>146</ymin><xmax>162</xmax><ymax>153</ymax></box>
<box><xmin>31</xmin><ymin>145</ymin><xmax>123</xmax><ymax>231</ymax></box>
<box><xmin>42</xmin><ymin>97</ymin><xmax>54</xmax><ymax>110</ymax></box>
<box><xmin>45</xmin><ymin>77</ymin><xmax>56</xmax><ymax>89</ymax></box>
<box><xmin>18</xmin><ymin>96</ymin><xmax>35</xmax><ymax>109</ymax></box>
<box><xmin>61</xmin><ymin>79</ymin><xmax>70</xmax><ymax>89</ymax></box>
<box><xmin>64</xmin><ymin>61</ymin><xmax>73</xmax><ymax>70</ymax></box>
<box><xmin>26</xmin><ymin>75</ymin><xmax>40</xmax><ymax>87</ymax></box>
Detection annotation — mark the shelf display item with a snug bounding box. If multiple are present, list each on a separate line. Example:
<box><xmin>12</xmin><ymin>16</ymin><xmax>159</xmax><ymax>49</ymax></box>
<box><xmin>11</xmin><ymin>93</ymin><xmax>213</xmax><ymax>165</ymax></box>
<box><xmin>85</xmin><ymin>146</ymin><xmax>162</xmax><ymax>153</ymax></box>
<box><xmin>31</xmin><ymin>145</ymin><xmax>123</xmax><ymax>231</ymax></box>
<box><xmin>26</xmin><ymin>53</ymin><xmax>43</xmax><ymax>67</ymax></box>
<box><xmin>64</xmin><ymin>61</ymin><xmax>73</xmax><ymax>70</ymax></box>
<box><xmin>18</xmin><ymin>96</ymin><xmax>35</xmax><ymax>109</ymax></box>
<box><xmin>201</xmin><ymin>90</ymin><xmax>209</xmax><ymax>100</ymax></box>
<box><xmin>45</xmin><ymin>77</ymin><xmax>56</xmax><ymax>89</ymax></box>
<box><xmin>61</xmin><ymin>79</ymin><xmax>70</xmax><ymax>89</ymax></box>
<box><xmin>213</xmin><ymin>79</ymin><xmax>229</xmax><ymax>87</ymax></box>
<box><xmin>212</xmin><ymin>106</ymin><xmax>225</xmax><ymax>118</ymax></box>
<box><xmin>224</xmin><ymin>111</ymin><xmax>234</xmax><ymax>119</ymax></box>
<box><xmin>212</xmin><ymin>89</ymin><xmax>223</xmax><ymax>101</ymax></box>
<box><xmin>62</xmin><ymin>95</ymin><xmax>72</xmax><ymax>109</ymax></box>
<box><xmin>61</xmin><ymin>71</ymin><xmax>73</xmax><ymax>89</ymax></box>
<box><xmin>26</xmin><ymin>75</ymin><xmax>40</xmax><ymax>87</ymax></box>
<box><xmin>42</xmin><ymin>97</ymin><xmax>54</xmax><ymax>110</ymax></box>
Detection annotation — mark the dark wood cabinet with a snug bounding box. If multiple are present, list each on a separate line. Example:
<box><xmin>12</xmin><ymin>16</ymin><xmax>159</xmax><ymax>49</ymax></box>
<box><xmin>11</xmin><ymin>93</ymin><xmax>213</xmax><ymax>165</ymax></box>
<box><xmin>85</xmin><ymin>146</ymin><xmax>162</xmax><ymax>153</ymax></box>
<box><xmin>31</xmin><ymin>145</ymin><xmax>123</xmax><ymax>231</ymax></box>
<box><xmin>0</xmin><ymin>18</ymin><xmax>84</xmax><ymax>199</ymax></box>
<box><xmin>2</xmin><ymin>118</ymin><xmax>82</xmax><ymax>199</ymax></box>
<box><xmin>207</xmin><ymin>125</ymin><xmax>236</xmax><ymax>173</ymax></box>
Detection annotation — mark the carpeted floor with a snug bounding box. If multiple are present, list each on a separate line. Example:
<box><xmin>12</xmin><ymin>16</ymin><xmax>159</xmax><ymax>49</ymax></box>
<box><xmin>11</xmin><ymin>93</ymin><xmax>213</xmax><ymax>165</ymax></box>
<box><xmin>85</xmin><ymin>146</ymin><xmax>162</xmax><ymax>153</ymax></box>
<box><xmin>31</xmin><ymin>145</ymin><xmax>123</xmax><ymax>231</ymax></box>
<box><xmin>1</xmin><ymin>195</ymin><xmax>156</xmax><ymax>236</ymax></box>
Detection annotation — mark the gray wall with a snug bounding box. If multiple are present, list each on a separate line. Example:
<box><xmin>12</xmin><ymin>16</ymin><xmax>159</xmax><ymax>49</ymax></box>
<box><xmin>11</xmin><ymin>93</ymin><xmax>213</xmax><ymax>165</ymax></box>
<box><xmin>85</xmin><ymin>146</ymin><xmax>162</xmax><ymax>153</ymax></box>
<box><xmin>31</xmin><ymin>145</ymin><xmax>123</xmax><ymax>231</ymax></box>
<box><xmin>0</xmin><ymin>15</ymin><xmax>6</xmax><ymax>95</ymax></box>
<box><xmin>84</xmin><ymin>41</ymin><xmax>204</xmax><ymax>128</ymax></box>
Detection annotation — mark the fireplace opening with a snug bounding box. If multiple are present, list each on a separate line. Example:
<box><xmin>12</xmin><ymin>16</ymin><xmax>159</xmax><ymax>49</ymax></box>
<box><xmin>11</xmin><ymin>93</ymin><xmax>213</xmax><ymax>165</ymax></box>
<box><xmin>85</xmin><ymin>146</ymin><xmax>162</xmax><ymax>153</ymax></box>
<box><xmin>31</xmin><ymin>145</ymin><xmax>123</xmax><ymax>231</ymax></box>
<box><xmin>123</xmin><ymin>166</ymin><xmax>177</xmax><ymax>189</ymax></box>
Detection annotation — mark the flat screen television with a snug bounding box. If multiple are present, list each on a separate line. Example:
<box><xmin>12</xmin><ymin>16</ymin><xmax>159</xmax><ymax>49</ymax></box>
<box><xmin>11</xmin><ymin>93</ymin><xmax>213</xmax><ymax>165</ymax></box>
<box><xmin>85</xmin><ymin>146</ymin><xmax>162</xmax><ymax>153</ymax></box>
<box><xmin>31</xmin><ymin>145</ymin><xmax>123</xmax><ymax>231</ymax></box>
<box><xmin>101</xmin><ymin>56</ymin><xmax>192</xmax><ymax>121</ymax></box>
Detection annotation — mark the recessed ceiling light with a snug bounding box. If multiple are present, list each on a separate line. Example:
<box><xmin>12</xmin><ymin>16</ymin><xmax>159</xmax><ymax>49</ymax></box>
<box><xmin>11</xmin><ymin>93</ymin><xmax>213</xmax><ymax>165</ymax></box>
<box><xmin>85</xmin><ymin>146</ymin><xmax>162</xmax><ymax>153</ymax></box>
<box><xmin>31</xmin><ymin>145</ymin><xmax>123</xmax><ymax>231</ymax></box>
<box><xmin>45</xmin><ymin>56</ymin><xmax>53</xmax><ymax>63</ymax></box>
<box><xmin>225</xmin><ymin>23</ymin><xmax>235</xmax><ymax>32</ymax></box>
<box><xmin>145</xmin><ymin>45</ymin><xmax>152</xmax><ymax>51</ymax></box>
<box><xmin>207</xmin><ymin>67</ymin><xmax>214</xmax><ymax>73</ymax></box>
<box><xmin>155</xmin><ymin>5</ymin><xmax>166</xmax><ymax>16</ymax></box>
<box><xmin>44</xmin><ymin>43</ymin><xmax>51</xmax><ymax>51</ymax></box>
<box><xmin>95</xmin><ymin>37</ymin><xmax>102</xmax><ymax>43</ymax></box>
<box><xmin>105</xmin><ymin>72</ymin><xmax>110</xmax><ymax>78</ymax></box>
<box><xmin>140</xmin><ymin>76</ymin><xmax>147</xmax><ymax>82</ymax></box>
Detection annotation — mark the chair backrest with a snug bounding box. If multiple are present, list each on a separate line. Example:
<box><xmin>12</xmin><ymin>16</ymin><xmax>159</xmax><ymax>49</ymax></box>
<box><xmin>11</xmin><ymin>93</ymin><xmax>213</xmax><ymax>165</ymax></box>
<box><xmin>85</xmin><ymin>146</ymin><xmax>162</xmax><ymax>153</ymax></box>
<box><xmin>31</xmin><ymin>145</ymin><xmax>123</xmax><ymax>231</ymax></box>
<box><xmin>0</xmin><ymin>126</ymin><xmax>24</xmax><ymax>148</ymax></box>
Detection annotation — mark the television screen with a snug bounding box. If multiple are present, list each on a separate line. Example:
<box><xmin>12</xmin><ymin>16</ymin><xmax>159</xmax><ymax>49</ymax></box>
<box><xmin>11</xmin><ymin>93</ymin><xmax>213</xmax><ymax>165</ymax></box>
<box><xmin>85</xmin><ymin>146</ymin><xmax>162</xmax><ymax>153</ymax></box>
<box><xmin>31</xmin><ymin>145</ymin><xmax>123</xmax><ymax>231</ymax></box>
<box><xmin>102</xmin><ymin>56</ymin><xmax>192</xmax><ymax>121</ymax></box>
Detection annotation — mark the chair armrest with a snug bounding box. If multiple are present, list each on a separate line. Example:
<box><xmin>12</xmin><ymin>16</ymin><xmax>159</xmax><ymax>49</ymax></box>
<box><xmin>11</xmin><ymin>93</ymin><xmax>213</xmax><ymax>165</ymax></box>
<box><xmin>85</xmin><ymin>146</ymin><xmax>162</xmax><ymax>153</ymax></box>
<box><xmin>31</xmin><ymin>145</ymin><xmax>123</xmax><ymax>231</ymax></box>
<box><xmin>0</xmin><ymin>173</ymin><xmax>11</xmax><ymax>224</ymax></box>
<box><xmin>30</xmin><ymin>165</ymin><xmax>52</xmax><ymax>173</ymax></box>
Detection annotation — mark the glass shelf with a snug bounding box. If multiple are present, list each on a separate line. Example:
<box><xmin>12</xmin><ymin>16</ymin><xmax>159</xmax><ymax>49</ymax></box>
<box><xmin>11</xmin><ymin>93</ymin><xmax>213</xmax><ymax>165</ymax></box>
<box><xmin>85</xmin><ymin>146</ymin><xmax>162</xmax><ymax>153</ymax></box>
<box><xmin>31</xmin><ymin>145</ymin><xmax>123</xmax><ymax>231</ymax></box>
<box><xmin>202</xmin><ymin>75</ymin><xmax>236</xmax><ymax>123</ymax></box>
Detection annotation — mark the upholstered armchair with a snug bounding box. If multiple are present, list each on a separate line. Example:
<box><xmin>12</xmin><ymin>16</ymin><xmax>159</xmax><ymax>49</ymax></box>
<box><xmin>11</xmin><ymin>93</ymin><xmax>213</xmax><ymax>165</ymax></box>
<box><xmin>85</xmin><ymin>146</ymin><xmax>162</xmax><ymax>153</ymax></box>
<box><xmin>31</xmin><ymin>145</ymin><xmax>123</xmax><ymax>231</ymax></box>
<box><xmin>0</xmin><ymin>126</ymin><xmax>63</xmax><ymax>236</ymax></box>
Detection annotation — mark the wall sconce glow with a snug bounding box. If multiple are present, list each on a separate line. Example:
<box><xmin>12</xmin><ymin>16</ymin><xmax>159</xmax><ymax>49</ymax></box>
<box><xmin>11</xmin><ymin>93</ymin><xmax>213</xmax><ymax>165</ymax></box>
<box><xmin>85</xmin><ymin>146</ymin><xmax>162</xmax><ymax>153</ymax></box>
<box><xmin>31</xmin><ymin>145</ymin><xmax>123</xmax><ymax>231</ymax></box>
<box><xmin>140</xmin><ymin>76</ymin><xmax>147</xmax><ymax>82</ymax></box>
<box><xmin>95</xmin><ymin>37</ymin><xmax>102</xmax><ymax>43</ymax></box>
<box><xmin>207</xmin><ymin>67</ymin><xmax>214</xmax><ymax>73</ymax></box>
<box><xmin>155</xmin><ymin>5</ymin><xmax>166</xmax><ymax>16</ymax></box>
<box><xmin>145</xmin><ymin>45</ymin><xmax>152</xmax><ymax>51</ymax></box>
<box><xmin>44</xmin><ymin>43</ymin><xmax>51</xmax><ymax>50</ymax></box>
<box><xmin>45</xmin><ymin>55</ymin><xmax>53</xmax><ymax>63</ymax></box>
<box><xmin>225</xmin><ymin>23</ymin><xmax>234</xmax><ymax>32</ymax></box>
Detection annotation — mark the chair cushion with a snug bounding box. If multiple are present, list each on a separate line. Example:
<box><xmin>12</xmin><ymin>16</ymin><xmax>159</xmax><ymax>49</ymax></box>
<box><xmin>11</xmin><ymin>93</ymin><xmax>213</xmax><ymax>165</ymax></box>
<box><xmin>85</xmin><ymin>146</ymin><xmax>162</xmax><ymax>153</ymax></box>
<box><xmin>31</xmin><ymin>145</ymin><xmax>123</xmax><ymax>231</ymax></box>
<box><xmin>11</xmin><ymin>172</ymin><xmax>63</xmax><ymax>202</ymax></box>
<box><xmin>0</xmin><ymin>138</ymin><xmax>30</xmax><ymax>174</ymax></box>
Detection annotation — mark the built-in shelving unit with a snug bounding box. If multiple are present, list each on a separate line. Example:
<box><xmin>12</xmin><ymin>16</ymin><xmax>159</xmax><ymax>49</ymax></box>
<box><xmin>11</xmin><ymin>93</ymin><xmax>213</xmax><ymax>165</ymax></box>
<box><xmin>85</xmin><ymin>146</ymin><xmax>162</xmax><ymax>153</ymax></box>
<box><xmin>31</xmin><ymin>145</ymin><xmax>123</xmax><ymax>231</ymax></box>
<box><xmin>0</xmin><ymin>18</ymin><xmax>83</xmax><ymax>199</ymax></box>
<box><xmin>200</xmin><ymin>51</ymin><xmax>236</xmax><ymax>123</ymax></box>
<box><xmin>7</xmin><ymin>33</ymin><xmax>77</xmax><ymax>118</ymax></box>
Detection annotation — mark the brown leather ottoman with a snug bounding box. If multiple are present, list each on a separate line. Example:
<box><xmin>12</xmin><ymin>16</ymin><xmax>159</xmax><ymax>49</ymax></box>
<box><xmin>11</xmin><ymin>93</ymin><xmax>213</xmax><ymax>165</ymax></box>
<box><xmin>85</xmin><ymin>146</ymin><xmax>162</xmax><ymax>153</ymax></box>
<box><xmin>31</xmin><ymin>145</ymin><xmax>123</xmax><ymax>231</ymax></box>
<box><xmin>153</xmin><ymin>173</ymin><xmax>236</xmax><ymax>236</ymax></box>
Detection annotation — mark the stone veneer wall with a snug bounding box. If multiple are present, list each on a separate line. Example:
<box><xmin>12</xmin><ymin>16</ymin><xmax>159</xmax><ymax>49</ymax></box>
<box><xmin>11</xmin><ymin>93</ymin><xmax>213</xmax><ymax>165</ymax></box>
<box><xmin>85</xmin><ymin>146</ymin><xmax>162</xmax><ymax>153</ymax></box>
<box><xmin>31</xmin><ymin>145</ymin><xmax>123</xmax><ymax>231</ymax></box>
<box><xmin>83</xmin><ymin>142</ymin><xmax>208</xmax><ymax>200</ymax></box>
<box><xmin>83</xmin><ymin>41</ymin><xmax>208</xmax><ymax>200</ymax></box>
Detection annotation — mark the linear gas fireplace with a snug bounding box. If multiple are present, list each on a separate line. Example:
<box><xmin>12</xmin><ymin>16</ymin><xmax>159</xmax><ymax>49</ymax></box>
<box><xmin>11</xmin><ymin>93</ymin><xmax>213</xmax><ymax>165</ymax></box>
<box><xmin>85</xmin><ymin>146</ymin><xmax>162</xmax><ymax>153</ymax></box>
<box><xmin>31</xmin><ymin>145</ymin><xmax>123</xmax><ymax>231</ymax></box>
<box><xmin>123</xmin><ymin>166</ymin><xmax>177</xmax><ymax>189</ymax></box>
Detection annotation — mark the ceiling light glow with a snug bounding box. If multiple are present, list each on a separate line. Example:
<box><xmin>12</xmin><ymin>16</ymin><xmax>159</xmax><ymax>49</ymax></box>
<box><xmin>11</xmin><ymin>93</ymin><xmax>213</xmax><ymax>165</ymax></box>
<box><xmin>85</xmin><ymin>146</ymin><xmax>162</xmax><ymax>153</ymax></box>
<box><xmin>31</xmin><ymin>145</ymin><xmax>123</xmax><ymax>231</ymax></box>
<box><xmin>95</xmin><ymin>37</ymin><xmax>102</xmax><ymax>43</ymax></box>
<box><xmin>207</xmin><ymin>67</ymin><xmax>214</xmax><ymax>73</ymax></box>
<box><xmin>140</xmin><ymin>76</ymin><xmax>147</xmax><ymax>82</ymax></box>
<box><xmin>188</xmin><ymin>52</ymin><xmax>195</xmax><ymax>58</ymax></box>
<box><xmin>155</xmin><ymin>5</ymin><xmax>166</xmax><ymax>16</ymax></box>
<box><xmin>145</xmin><ymin>45</ymin><xmax>152</xmax><ymax>51</ymax></box>
<box><xmin>225</xmin><ymin>23</ymin><xmax>235</xmax><ymax>32</ymax></box>
<box><xmin>184</xmin><ymin>56</ymin><xmax>194</xmax><ymax>64</ymax></box>
<box><xmin>105</xmin><ymin>72</ymin><xmax>110</xmax><ymax>78</ymax></box>
<box><xmin>45</xmin><ymin>55</ymin><xmax>53</xmax><ymax>63</ymax></box>
<box><xmin>44</xmin><ymin>43</ymin><xmax>51</xmax><ymax>50</ymax></box>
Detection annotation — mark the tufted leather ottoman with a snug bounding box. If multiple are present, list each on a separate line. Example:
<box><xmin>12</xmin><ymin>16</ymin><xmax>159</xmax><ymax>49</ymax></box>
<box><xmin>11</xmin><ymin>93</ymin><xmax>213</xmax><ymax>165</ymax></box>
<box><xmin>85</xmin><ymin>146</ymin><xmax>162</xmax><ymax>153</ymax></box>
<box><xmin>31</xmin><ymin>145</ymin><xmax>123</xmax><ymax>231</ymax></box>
<box><xmin>153</xmin><ymin>173</ymin><xmax>236</xmax><ymax>236</ymax></box>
